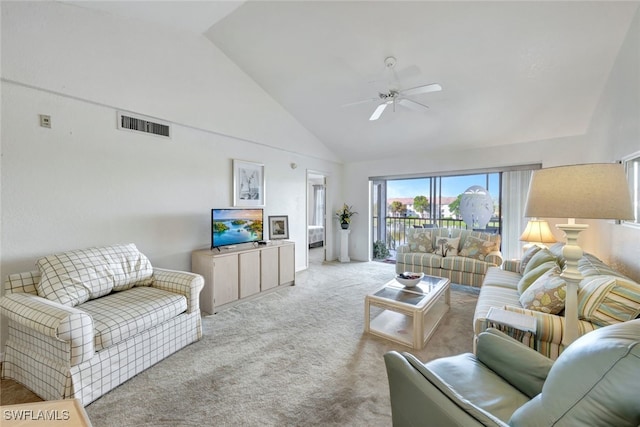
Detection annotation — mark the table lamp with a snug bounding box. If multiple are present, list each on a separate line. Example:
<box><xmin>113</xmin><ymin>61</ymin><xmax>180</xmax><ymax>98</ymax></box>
<box><xmin>519</xmin><ymin>219</ymin><xmax>557</xmax><ymax>251</ymax></box>
<box><xmin>523</xmin><ymin>163</ymin><xmax>633</xmax><ymax>345</ymax></box>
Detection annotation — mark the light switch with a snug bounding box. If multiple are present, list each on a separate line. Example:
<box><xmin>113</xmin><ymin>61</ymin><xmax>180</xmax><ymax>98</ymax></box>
<box><xmin>39</xmin><ymin>114</ymin><xmax>51</xmax><ymax>128</ymax></box>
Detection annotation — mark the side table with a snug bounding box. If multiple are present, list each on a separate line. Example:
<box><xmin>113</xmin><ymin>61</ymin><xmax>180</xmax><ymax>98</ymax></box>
<box><xmin>486</xmin><ymin>307</ymin><xmax>537</xmax><ymax>346</ymax></box>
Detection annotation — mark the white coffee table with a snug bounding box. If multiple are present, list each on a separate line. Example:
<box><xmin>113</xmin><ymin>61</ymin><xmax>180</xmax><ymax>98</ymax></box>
<box><xmin>364</xmin><ymin>275</ymin><xmax>450</xmax><ymax>349</ymax></box>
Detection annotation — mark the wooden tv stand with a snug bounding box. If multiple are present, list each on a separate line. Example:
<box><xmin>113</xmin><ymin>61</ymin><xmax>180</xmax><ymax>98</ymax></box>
<box><xmin>192</xmin><ymin>241</ymin><xmax>295</xmax><ymax>314</ymax></box>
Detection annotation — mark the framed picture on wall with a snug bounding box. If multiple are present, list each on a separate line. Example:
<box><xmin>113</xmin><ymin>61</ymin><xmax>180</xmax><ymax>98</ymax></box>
<box><xmin>233</xmin><ymin>159</ymin><xmax>265</xmax><ymax>206</ymax></box>
<box><xmin>268</xmin><ymin>215</ymin><xmax>289</xmax><ymax>240</ymax></box>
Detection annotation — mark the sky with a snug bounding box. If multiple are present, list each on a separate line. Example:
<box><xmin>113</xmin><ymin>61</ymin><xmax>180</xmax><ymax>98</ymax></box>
<box><xmin>387</xmin><ymin>173</ymin><xmax>500</xmax><ymax>199</ymax></box>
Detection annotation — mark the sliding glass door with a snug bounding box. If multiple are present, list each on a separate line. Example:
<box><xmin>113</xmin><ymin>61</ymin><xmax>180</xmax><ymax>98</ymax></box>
<box><xmin>370</xmin><ymin>165</ymin><xmax>538</xmax><ymax>260</ymax></box>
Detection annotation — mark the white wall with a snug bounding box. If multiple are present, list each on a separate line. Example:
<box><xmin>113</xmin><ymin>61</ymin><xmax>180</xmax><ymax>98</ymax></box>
<box><xmin>1</xmin><ymin>2</ymin><xmax>339</xmax><ymax>163</ymax></box>
<box><xmin>588</xmin><ymin>8</ymin><xmax>640</xmax><ymax>281</ymax></box>
<box><xmin>1</xmin><ymin>2</ymin><xmax>344</xmax><ymax>348</ymax></box>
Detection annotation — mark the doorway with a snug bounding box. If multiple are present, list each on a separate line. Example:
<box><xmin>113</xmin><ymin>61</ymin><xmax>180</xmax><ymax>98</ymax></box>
<box><xmin>307</xmin><ymin>171</ymin><xmax>327</xmax><ymax>266</ymax></box>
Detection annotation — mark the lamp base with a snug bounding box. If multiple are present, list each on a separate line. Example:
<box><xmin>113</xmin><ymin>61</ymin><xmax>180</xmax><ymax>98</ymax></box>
<box><xmin>556</xmin><ymin>222</ymin><xmax>588</xmax><ymax>347</ymax></box>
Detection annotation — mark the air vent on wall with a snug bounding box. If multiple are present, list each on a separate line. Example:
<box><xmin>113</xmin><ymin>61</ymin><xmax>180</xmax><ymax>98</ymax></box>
<box><xmin>117</xmin><ymin>112</ymin><xmax>171</xmax><ymax>138</ymax></box>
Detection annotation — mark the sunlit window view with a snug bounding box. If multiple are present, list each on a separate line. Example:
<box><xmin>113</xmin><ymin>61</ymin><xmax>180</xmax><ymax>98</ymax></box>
<box><xmin>372</xmin><ymin>173</ymin><xmax>501</xmax><ymax>257</ymax></box>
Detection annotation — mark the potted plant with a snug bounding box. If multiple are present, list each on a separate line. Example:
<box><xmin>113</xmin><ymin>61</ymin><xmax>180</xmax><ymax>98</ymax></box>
<box><xmin>336</xmin><ymin>204</ymin><xmax>357</xmax><ymax>229</ymax></box>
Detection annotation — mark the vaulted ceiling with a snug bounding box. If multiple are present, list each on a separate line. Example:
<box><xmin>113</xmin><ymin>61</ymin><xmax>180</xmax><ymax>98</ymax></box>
<box><xmin>65</xmin><ymin>1</ymin><xmax>638</xmax><ymax>162</ymax></box>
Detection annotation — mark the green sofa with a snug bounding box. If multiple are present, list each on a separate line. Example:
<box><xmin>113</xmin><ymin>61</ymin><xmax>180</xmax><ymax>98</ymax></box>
<box><xmin>384</xmin><ymin>320</ymin><xmax>640</xmax><ymax>426</ymax></box>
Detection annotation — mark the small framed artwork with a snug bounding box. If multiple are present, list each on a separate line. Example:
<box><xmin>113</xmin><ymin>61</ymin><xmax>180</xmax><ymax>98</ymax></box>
<box><xmin>233</xmin><ymin>159</ymin><xmax>265</xmax><ymax>207</ymax></box>
<box><xmin>268</xmin><ymin>215</ymin><xmax>289</xmax><ymax>240</ymax></box>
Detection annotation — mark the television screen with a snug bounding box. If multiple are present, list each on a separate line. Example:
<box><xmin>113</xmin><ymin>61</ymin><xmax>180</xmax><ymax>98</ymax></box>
<box><xmin>211</xmin><ymin>209</ymin><xmax>263</xmax><ymax>249</ymax></box>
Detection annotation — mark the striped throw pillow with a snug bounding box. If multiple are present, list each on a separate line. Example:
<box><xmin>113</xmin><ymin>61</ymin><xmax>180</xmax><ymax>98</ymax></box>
<box><xmin>578</xmin><ymin>276</ymin><xmax>640</xmax><ymax>326</ymax></box>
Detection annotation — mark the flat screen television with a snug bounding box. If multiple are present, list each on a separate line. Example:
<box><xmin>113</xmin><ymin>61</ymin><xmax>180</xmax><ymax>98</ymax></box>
<box><xmin>211</xmin><ymin>208</ymin><xmax>263</xmax><ymax>249</ymax></box>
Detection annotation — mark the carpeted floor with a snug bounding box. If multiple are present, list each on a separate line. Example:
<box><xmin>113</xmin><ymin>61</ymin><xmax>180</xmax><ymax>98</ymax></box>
<box><xmin>2</xmin><ymin>253</ymin><xmax>478</xmax><ymax>426</ymax></box>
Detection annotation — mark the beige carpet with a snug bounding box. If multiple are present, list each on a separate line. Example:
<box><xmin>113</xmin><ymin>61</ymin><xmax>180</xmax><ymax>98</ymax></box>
<box><xmin>80</xmin><ymin>256</ymin><xmax>477</xmax><ymax>426</ymax></box>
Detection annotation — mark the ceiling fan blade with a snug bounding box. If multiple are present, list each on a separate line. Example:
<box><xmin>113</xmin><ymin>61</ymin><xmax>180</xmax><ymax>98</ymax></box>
<box><xmin>400</xmin><ymin>83</ymin><xmax>442</xmax><ymax>97</ymax></box>
<box><xmin>369</xmin><ymin>103</ymin><xmax>388</xmax><ymax>121</ymax></box>
<box><xmin>398</xmin><ymin>98</ymin><xmax>429</xmax><ymax>112</ymax></box>
<box><xmin>341</xmin><ymin>97</ymin><xmax>378</xmax><ymax>108</ymax></box>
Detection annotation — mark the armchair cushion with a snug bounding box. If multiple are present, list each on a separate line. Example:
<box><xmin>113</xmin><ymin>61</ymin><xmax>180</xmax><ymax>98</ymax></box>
<box><xmin>411</xmin><ymin>353</ymin><xmax>522</xmax><ymax>424</ymax></box>
<box><xmin>384</xmin><ymin>351</ymin><xmax>507</xmax><ymax>427</ymax></box>
<box><xmin>35</xmin><ymin>243</ymin><xmax>153</xmax><ymax>307</ymax></box>
<box><xmin>80</xmin><ymin>286</ymin><xmax>186</xmax><ymax>351</ymax></box>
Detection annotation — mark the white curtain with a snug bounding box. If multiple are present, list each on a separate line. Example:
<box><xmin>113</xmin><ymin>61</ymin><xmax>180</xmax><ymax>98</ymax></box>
<box><xmin>312</xmin><ymin>185</ymin><xmax>325</xmax><ymax>226</ymax></box>
<box><xmin>502</xmin><ymin>170</ymin><xmax>533</xmax><ymax>260</ymax></box>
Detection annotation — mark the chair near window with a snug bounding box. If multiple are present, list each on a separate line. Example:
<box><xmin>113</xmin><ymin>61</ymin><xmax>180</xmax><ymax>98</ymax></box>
<box><xmin>384</xmin><ymin>320</ymin><xmax>640</xmax><ymax>426</ymax></box>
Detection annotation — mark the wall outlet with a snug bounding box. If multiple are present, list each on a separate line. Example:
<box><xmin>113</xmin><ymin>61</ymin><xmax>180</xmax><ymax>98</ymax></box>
<box><xmin>39</xmin><ymin>114</ymin><xmax>51</xmax><ymax>128</ymax></box>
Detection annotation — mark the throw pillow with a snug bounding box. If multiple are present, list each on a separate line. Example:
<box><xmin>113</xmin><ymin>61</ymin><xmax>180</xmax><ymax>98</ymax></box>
<box><xmin>36</xmin><ymin>243</ymin><xmax>153</xmax><ymax>307</ymax></box>
<box><xmin>522</xmin><ymin>248</ymin><xmax>557</xmax><ymax>276</ymax></box>
<box><xmin>519</xmin><ymin>245</ymin><xmax>543</xmax><ymax>274</ymax></box>
<box><xmin>407</xmin><ymin>229</ymin><xmax>433</xmax><ymax>253</ymax></box>
<box><xmin>578</xmin><ymin>276</ymin><xmax>640</xmax><ymax>326</ymax></box>
<box><xmin>434</xmin><ymin>237</ymin><xmax>460</xmax><ymax>257</ymax></box>
<box><xmin>519</xmin><ymin>268</ymin><xmax>566</xmax><ymax>314</ymax></box>
<box><xmin>517</xmin><ymin>260</ymin><xmax>559</xmax><ymax>294</ymax></box>
<box><xmin>459</xmin><ymin>236</ymin><xmax>499</xmax><ymax>261</ymax></box>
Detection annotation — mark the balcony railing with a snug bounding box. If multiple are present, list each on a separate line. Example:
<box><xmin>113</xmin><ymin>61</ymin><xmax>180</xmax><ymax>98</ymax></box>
<box><xmin>374</xmin><ymin>216</ymin><xmax>500</xmax><ymax>250</ymax></box>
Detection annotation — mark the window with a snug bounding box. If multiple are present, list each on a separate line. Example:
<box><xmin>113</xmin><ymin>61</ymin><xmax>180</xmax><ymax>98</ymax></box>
<box><xmin>370</xmin><ymin>164</ymin><xmax>540</xmax><ymax>259</ymax></box>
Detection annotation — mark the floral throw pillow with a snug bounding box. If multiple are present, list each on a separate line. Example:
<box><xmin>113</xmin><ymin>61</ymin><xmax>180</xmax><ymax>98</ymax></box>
<box><xmin>407</xmin><ymin>229</ymin><xmax>433</xmax><ymax>253</ymax></box>
<box><xmin>459</xmin><ymin>236</ymin><xmax>499</xmax><ymax>261</ymax></box>
<box><xmin>519</xmin><ymin>267</ymin><xmax>566</xmax><ymax>314</ymax></box>
<box><xmin>435</xmin><ymin>237</ymin><xmax>460</xmax><ymax>257</ymax></box>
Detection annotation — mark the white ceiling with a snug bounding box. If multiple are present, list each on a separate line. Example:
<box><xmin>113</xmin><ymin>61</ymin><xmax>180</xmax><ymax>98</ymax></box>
<box><xmin>64</xmin><ymin>1</ymin><xmax>638</xmax><ymax>162</ymax></box>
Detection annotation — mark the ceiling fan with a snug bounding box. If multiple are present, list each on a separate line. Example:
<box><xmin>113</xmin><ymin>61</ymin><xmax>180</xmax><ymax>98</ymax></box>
<box><xmin>344</xmin><ymin>57</ymin><xmax>442</xmax><ymax>121</ymax></box>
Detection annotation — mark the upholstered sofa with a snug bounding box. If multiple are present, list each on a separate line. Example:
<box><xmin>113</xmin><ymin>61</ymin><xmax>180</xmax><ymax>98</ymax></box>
<box><xmin>384</xmin><ymin>320</ymin><xmax>640</xmax><ymax>426</ymax></box>
<box><xmin>0</xmin><ymin>243</ymin><xmax>204</xmax><ymax>406</ymax></box>
<box><xmin>395</xmin><ymin>227</ymin><xmax>502</xmax><ymax>287</ymax></box>
<box><xmin>474</xmin><ymin>243</ymin><xmax>640</xmax><ymax>359</ymax></box>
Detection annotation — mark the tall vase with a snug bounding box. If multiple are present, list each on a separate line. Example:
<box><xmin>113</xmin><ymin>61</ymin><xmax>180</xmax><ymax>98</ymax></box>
<box><xmin>341</xmin><ymin>222</ymin><xmax>349</xmax><ymax>230</ymax></box>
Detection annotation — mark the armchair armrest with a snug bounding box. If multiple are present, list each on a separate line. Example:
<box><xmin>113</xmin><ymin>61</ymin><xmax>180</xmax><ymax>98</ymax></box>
<box><xmin>503</xmin><ymin>259</ymin><xmax>521</xmax><ymax>273</ymax></box>
<box><xmin>476</xmin><ymin>328</ymin><xmax>553</xmax><ymax>398</ymax></box>
<box><xmin>0</xmin><ymin>293</ymin><xmax>94</xmax><ymax>365</ymax></box>
<box><xmin>485</xmin><ymin>251</ymin><xmax>503</xmax><ymax>267</ymax></box>
<box><xmin>151</xmin><ymin>268</ymin><xmax>204</xmax><ymax>314</ymax></box>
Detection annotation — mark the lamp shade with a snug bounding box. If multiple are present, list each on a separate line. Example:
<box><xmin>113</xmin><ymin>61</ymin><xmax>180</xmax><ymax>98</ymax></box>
<box><xmin>519</xmin><ymin>219</ymin><xmax>557</xmax><ymax>243</ymax></box>
<box><xmin>524</xmin><ymin>163</ymin><xmax>634</xmax><ymax>220</ymax></box>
